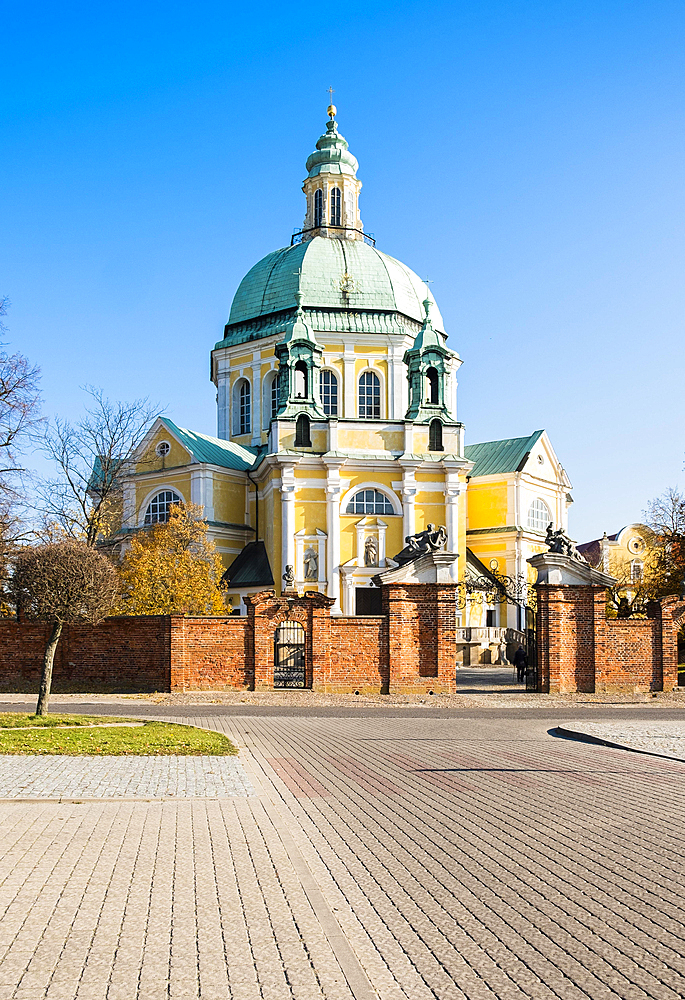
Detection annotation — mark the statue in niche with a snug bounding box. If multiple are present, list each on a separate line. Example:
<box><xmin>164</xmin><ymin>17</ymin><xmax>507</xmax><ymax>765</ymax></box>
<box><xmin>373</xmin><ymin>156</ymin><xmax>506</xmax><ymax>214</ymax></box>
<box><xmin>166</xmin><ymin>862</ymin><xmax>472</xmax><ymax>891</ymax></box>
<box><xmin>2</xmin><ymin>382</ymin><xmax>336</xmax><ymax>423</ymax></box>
<box><xmin>392</xmin><ymin>524</ymin><xmax>447</xmax><ymax>566</ymax></box>
<box><xmin>364</xmin><ymin>535</ymin><xmax>379</xmax><ymax>567</ymax></box>
<box><xmin>304</xmin><ymin>547</ymin><xmax>318</xmax><ymax>580</ymax></box>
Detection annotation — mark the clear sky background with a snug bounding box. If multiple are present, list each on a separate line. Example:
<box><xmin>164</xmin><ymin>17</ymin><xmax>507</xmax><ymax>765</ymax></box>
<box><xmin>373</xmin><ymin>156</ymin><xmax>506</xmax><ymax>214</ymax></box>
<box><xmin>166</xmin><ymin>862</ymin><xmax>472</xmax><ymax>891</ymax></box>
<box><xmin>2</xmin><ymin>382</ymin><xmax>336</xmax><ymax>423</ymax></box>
<box><xmin>2</xmin><ymin>0</ymin><xmax>683</xmax><ymax>541</ymax></box>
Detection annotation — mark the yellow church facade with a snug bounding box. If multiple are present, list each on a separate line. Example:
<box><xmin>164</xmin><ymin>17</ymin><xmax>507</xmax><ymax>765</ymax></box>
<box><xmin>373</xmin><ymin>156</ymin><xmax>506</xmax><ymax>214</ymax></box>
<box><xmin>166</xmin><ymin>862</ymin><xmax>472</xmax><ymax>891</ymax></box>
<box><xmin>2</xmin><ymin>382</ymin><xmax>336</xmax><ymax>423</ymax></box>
<box><xmin>117</xmin><ymin>106</ymin><xmax>572</xmax><ymax>634</ymax></box>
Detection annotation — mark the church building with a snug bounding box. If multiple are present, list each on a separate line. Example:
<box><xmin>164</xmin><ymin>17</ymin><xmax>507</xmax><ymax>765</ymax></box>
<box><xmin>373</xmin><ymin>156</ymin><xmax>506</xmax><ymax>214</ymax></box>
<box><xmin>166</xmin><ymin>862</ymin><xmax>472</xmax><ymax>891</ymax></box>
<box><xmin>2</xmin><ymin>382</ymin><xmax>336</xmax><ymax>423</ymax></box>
<box><xmin>118</xmin><ymin>104</ymin><xmax>572</xmax><ymax>643</ymax></box>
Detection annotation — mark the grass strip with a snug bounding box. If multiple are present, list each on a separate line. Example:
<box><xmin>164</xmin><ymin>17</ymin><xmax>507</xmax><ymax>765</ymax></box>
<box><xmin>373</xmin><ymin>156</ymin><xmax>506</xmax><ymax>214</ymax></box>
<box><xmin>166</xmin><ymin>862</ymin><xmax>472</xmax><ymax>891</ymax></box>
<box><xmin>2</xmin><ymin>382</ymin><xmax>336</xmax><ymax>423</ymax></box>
<box><xmin>0</xmin><ymin>714</ymin><xmax>236</xmax><ymax>756</ymax></box>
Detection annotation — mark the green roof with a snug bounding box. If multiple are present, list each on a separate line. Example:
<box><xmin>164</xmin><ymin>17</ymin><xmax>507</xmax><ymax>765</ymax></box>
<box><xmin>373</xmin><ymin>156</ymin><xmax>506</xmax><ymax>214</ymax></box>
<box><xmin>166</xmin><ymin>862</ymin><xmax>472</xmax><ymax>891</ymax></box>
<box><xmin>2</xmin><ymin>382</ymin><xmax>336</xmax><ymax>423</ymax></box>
<box><xmin>465</xmin><ymin>431</ymin><xmax>544</xmax><ymax>478</ymax></box>
<box><xmin>224</xmin><ymin>237</ymin><xmax>444</xmax><ymax>333</ymax></box>
<box><xmin>162</xmin><ymin>419</ymin><xmax>257</xmax><ymax>471</ymax></box>
<box><xmin>222</xmin><ymin>541</ymin><xmax>274</xmax><ymax>588</ymax></box>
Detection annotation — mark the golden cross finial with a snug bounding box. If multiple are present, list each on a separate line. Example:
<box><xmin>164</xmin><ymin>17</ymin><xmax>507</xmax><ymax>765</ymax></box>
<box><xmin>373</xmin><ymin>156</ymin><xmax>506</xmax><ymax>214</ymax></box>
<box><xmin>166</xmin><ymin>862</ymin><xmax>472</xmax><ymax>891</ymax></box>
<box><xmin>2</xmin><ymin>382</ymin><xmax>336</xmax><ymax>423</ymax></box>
<box><xmin>327</xmin><ymin>86</ymin><xmax>334</xmax><ymax>103</ymax></box>
<box><xmin>327</xmin><ymin>86</ymin><xmax>336</xmax><ymax>119</ymax></box>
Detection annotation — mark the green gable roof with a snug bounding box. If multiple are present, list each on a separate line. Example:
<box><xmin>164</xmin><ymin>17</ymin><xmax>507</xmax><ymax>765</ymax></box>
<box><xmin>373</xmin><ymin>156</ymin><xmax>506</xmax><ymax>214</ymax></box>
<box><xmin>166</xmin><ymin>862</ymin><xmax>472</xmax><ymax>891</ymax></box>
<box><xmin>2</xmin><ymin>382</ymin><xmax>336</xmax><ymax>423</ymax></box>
<box><xmin>465</xmin><ymin>430</ymin><xmax>544</xmax><ymax>478</ymax></box>
<box><xmin>162</xmin><ymin>419</ymin><xmax>257</xmax><ymax>471</ymax></box>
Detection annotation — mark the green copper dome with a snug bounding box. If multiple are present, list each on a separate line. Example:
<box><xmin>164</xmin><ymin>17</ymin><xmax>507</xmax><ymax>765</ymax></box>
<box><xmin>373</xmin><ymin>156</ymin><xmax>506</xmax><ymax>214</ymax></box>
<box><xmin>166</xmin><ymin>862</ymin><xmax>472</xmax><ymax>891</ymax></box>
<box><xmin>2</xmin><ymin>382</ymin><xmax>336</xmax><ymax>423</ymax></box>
<box><xmin>226</xmin><ymin>237</ymin><xmax>445</xmax><ymax>333</ymax></box>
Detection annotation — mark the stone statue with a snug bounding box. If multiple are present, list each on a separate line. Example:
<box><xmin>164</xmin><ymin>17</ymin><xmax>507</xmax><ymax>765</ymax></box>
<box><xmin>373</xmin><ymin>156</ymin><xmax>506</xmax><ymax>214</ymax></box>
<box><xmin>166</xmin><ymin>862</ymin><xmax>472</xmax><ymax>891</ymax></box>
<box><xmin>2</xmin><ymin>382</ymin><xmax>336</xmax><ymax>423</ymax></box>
<box><xmin>364</xmin><ymin>535</ymin><xmax>378</xmax><ymax>567</ymax></box>
<box><xmin>392</xmin><ymin>524</ymin><xmax>448</xmax><ymax>566</ymax></box>
<box><xmin>303</xmin><ymin>547</ymin><xmax>318</xmax><ymax>580</ymax></box>
<box><xmin>282</xmin><ymin>564</ymin><xmax>295</xmax><ymax>588</ymax></box>
<box><xmin>544</xmin><ymin>523</ymin><xmax>586</xmax><ymax>562</ymax></box>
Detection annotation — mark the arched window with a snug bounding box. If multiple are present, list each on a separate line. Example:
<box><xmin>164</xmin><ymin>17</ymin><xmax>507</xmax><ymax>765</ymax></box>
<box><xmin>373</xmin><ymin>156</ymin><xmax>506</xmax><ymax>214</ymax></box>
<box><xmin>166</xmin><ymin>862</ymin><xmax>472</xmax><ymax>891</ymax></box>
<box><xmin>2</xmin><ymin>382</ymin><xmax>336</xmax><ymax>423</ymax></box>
<box><xmin>295</xmin><ymin>413</ymin><xmax>311</xmax><ymax>448</ymax></box>
<box><xmin>144</xmin><ymin>490</ymin><xmax>181</xmax><ymax>525</ymax></box>
<box><xmin>429</xmin><ymin>418</ymin><xmax>443</xmax><ymax>452</ymax></box>
<box><xmin>238</xmin><ymin>379</ymin><xmax>251</xmax><ymax>434</ymax></box>
<box><xmin>358</xmin><ymin>371</ymin><xmax>381</xmax><ymax>418</ymax></box>
<box><xmin>314</xmin><ymin>189</ymin><xmax>324</xmax><ymax>227</ymax></box>
<box><xmin>270</xmin><ymin>374</ymin><xmax>279</xmax><ymax>419</ymax></box>
<box><xmin>527</xmin><ymin>498</ymin><xmax>551</xmax><ymax>532</ymax></box>
<box><xmin>345</xmin><ymin>489</ymin><xmax>395</xmax><ymax>515</ymax></box>
<box><xmin>426</xmin><ymin>367</ymin><xmax>439</xmax><ymax>404</ymax></box>
<box><xmin>320</xmin><ymin>370</ymin><xmax>338</xmax><ymax>416</ymax></box>
<box><xmin>330</xmin><ymin>187</ymin><xmax>342</xmax><ymax>227</ymax></box>
<box><xmin>294</xmin><ymin>360</ymin><xmax>308</xmax><ymax>399</ymax></box>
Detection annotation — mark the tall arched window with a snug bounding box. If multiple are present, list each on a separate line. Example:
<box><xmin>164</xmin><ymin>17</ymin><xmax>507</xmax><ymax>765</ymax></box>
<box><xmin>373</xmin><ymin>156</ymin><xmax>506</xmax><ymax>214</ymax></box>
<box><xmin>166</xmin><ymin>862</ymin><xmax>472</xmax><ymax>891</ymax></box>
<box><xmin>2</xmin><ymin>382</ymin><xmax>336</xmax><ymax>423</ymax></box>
<box><xmin>320</xmin><ymin>370</ymin><xmax>338</xmax><ymax>416</ymax></box>
<box><xmin>358</xmin><ymin>371</ymin><xmax>381</xmax><ymax>418</ymax></box>
<box><xmin>238</xmin><ymin>379</ymin><xmax>251</xmax><ymax>434</ymax></box>
<box><xmin>314</xmin><ymin>189</ymin><xmax>324</xmax><ymax>227</ymax></box>
<box><xmin>330</xmin><ymin>187</ymin><xmax>342</xmax><ymax>226</ymax></box>
<box><xmin>270</xmin><ymin>374</ymin><xmax>279</xmax><ymax>419</ymax></box>
<box><xmin>429</xmin><ymin>419</ymin><xmax>443</xmax><ymax>452</ymax></box>
<box><xmin>294</xmin><ymin>361</ymin><xmax>308</xmax><ymax>398</ymax></box>
<box><xmin>295</xmin><ymin>413</ymin><xmax>311</xmax><ymax>448</ymax></box>
<box><xmin>144</xmin><ymin>490</ymin><xmax>181</xmax><ymax>525</ymax></box>
<box><xmin>426</xmin><ymin>367</ymin><xmax>439</xmax><ymax>404</ymax></box>
<box><xmin>527</xmin><ymin>498</ymin><xmax>551</xmax><ymax>532</ymax></box>
<box><xmin>345</xmin><ymin>489</ymin><xmax>395</xmax><ymax>515</ymax></box>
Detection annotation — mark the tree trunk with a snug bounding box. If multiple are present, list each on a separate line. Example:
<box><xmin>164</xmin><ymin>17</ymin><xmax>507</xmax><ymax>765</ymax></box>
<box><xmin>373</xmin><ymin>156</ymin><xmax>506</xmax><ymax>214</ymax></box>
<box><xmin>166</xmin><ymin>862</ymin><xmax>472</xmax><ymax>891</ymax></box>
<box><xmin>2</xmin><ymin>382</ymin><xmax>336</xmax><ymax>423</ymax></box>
<box><xmin>36</xmin><ymin>621</ymin><xmax>63</xmax><ymax>716</ymax></box>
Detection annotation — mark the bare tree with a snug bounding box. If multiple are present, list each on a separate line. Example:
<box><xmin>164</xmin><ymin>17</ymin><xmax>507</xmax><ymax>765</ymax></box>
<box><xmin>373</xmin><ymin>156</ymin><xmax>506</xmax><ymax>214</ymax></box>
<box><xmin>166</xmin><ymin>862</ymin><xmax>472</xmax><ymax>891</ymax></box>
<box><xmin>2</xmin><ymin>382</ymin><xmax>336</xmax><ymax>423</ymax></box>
<box><xmin>0</xmin><ymin>297</ymin><xmax>41</xmax><ymax>488</ymax></box>
<box><xmin>0</xmin><ymin>296</ymin><xmax>42</xmax><ymax>595</ymax></box>
<box><xmin>9</xmin><ymin>539</ymin><xmax>119</xmax><ymax>714</ymax></box>
<box><xmin>37</xmin><ymin>387</ymin><xmax>161</xmax><ymax>547</ymax></box>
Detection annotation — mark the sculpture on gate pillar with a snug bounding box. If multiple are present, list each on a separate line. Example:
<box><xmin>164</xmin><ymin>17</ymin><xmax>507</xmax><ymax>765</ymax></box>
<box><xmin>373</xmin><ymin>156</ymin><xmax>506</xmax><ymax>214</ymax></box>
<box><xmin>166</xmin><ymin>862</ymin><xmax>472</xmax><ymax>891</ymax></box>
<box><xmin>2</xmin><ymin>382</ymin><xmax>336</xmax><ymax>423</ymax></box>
<box><xmin>392</xmin><ymin>524</ymin><xmax>447</xmax><ymax>566</ymax></box>
<box><xmin>544</xmin><ymin>523</ymin><xmax>586</xmax><ymax>562</ymax></box>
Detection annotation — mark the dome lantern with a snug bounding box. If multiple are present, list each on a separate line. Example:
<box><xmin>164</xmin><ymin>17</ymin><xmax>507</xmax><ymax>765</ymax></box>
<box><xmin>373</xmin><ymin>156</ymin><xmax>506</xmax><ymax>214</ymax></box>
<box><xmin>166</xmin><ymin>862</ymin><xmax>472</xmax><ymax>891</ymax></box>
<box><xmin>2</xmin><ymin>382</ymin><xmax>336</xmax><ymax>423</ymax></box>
<box><xmin>300</xmin><ymin>106</ymin><xmax>364</xmax><ymax>242</ymax></box>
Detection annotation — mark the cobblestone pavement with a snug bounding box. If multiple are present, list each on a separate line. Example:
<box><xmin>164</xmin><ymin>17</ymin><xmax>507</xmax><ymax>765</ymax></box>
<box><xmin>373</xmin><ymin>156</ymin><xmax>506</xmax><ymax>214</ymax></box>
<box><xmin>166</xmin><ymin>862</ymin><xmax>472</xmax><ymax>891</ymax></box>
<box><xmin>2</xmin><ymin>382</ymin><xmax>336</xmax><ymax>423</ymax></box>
<box><xmin>0</xmin><ymin>712</ymin><xmax>684</xmax><ymax>998</ymax></box>
<box><xmin>559</xmin><ymin>719</ymin><xmax>685</xmax><ymax>761</ymax></box>
<box><xmin>0</xmin><ymin>755</ymin><xmax>254</xmax><ymax>800</ymax></box>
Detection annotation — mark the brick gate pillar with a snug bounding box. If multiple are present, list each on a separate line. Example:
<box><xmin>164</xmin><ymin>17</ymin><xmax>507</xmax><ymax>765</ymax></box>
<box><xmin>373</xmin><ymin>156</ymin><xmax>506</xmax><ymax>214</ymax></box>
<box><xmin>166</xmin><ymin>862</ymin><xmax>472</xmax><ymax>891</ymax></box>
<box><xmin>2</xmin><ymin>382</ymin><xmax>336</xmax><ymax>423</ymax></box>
<box><xmin>529</xmin><ymin>551</ymin><xmax>615</xmax><ymax>694</ymax></box>
<box><xmin>376</xmin><ymin>552</ymin><xmax>459</xmax><ymax>695</ymax></box>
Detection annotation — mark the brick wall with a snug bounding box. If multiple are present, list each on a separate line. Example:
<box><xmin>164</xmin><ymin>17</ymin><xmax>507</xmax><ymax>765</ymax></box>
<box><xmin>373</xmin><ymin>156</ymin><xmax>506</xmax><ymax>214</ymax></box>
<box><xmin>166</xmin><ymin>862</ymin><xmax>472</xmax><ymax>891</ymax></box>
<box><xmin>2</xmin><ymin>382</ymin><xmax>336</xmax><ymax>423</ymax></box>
<box><xmin>535</xmin><ymin>584</ymin><xmax>679</xmax><ymax>694</ymax></box>
<box><xmin>325</xmin><ymin>616</ymin><xmax>385</xmax><ymax>693</ymax></box>
<box><xmin>382</xmin><ymin>583</ymin><xmax>457</xmax><ymax>694</ymax></box>
<box><xmin>169</xmin><ymin>617</ymin><xmax>251</xmax><ymax>691</ymax></box>
<box><xmin>0</xmin><ymin>616</ymin><xmax>171</xmax><ymax>693</ymax></box>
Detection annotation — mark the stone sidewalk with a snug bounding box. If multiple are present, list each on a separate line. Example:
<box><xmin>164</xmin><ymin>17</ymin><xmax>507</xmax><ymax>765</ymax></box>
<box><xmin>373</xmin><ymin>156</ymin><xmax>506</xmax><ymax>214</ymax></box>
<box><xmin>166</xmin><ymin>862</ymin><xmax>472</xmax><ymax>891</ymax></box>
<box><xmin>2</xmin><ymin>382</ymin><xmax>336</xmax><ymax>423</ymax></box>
<box><xmin>0</xmin><ymin>711</ymin><xmax>684</xmax><ymax>999</ymax></box>
<box><xmin>558</xmin><ymin>719</ymin><xmax>685</xmax><ymax>761</ymax></box>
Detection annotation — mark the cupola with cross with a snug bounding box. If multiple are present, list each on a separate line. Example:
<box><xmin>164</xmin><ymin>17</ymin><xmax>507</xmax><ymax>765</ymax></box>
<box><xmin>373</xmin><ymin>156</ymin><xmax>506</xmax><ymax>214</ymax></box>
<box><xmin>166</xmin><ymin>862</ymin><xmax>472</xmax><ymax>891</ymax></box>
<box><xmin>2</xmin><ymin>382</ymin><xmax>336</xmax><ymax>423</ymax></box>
<box><xmin>404</xmin><ymin>297</ymin><xmax>461</xmax><ymax>441</ymax></box>
<box><xmin>299</xmin><ymin>95</ymin><xmax>364</xmax><ymax>242</ymax></box>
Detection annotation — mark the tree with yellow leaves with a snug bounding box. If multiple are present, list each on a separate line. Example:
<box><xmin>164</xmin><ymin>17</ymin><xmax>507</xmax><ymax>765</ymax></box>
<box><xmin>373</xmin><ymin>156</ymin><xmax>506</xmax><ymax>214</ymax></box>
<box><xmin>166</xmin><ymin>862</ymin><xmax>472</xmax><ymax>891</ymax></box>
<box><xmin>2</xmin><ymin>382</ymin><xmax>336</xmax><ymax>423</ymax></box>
<box><xmin>117</xmin><ymin>503</ymin><xmax>226</xmax><ymax>615</ymax></box>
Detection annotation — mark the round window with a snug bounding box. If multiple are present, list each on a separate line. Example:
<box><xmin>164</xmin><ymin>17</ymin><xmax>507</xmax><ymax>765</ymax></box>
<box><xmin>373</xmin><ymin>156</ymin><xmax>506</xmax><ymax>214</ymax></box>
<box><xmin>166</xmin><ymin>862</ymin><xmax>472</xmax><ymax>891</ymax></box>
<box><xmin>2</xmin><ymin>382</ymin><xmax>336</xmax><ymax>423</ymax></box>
<box><xmin>156</xmin><ymin>441</ymin><xmax>171</xmax><ymax>458</ymax></box>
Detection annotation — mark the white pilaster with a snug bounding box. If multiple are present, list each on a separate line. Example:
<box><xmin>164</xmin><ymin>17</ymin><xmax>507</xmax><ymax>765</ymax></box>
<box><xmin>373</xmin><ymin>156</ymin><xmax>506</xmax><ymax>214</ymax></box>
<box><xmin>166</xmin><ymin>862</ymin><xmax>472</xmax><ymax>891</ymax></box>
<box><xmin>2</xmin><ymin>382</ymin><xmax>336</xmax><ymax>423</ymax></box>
<box><xmin>343</xmin><ymin>346</ymin><xmax>356</xmax><ymax>418</ymax></box>
<box><xmin>400</xmin><ymin>464</ymin><xmax>419</xmax><ymax>541</ymax></box>
<box><xmin>443</xmin><ymin>469</ymin><xmax>465</xmax><ymax>583</ymax></box>
<box><xmin>217</xmin><ymin>377</ymin><xmax>228</xmax><ymax>439</ymax></box>
<box><xmin>191</xmin><ymin>468</ymin><xmax>215</xmax><ymax>521</ymax></box>
<box><xmin>122</xmin><ymin>481</ymin><xmax>136</xmax><ymax>529</ymax></box>
<box><xmin>279</xmin><ymin>461</ymin><xmax>298</xmax><ymax>586</ymax></box>
<box><xmin>324</xmin><ymin>459</ymin><xmax>346</xmax><ymax>614</ymax></box>
<box><xmin>251</xmin><ymin>355</ymin><xmax>262</xmax><ymax>445</ymax></box>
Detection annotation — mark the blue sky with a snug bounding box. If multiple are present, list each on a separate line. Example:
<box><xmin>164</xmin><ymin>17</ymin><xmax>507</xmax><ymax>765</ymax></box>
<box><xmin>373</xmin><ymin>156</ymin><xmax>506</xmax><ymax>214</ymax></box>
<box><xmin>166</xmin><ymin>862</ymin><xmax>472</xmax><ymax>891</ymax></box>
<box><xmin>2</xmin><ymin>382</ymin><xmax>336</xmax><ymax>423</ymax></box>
<box><xmin>2</xmin><ymin>0</ymin><xmax>683</xmax><ymax>540</ymax></box>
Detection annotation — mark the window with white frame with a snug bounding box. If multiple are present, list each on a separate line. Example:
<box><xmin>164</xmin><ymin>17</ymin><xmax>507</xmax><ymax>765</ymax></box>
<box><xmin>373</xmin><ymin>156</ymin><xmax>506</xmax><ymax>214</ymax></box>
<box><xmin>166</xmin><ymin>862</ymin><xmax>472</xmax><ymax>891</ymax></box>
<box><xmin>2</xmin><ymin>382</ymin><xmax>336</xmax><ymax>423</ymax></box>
<box><xmin>237</xmin><ymin>379</ymin><xmax>250</xmax><ymax>434</ymax></box>
<box><xmin>527</xmin><ymin>498</ymin><xmax>551</xmax><ymax>532</ymax></box>
<box><xmin>345</xmin><ymin>489</ymin><xmax>395</xmax><ymax>515</ymax></box>
<box><xmin>358</xmin><ymin>370</ymin><xmax>381</xmax><ymax>418</ymax></box>
<box><xmin>631</xmin><ymin>560</ymin><xmax>643</xmax><ymax>582</ymax></box>
<box><xmin>155</xmin><ymin>440</ymin><xmax>171</xmax><ymax>457</ymax></box>
<box><xmin>314</xmin><ymin>189</ymin><xmax>324</xmax><ymax>227</ymax></box>
<box><xmin>270</xmin><ymin>374</ymin><xmax>279</xmax><ymax>419</ymax></box>
<box><xmin>320</xmin><ymin>370</ymin><xmax>338</xmax><ymax>416</ymax></box>
<box><xmin>144</xmin><ymin>490</ymin><xmax>181</xmax><ymax>525</ymax></box>
<box><xmin>330</xmin><ymin>187</ymin><xmax>342</xmax><ymax>226</ymax></box>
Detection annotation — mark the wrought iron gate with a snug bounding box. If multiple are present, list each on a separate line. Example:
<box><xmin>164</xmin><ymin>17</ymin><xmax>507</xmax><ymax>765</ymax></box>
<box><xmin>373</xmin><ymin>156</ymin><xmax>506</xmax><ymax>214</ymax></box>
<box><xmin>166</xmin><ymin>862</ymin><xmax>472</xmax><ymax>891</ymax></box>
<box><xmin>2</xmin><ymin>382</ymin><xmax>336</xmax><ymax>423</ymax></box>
<box><xmin>525</xmin><ymin>613</ymin><xmax>538</xmax><ymax>691</ymax></box>
<box><xmin>274</xmin><ymin>621</ymin><xmax>306</xmax><ymax>688</ymax></box>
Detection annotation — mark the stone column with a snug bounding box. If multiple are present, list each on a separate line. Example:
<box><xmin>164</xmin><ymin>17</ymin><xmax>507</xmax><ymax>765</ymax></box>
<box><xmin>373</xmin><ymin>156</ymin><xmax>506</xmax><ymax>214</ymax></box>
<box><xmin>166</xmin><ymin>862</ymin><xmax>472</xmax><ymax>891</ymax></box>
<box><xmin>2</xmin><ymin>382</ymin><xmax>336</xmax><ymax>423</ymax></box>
<box><xmin>400</xmin><ymin>463</ymin><xmax>419</xmax><ymax>542</ymax></box>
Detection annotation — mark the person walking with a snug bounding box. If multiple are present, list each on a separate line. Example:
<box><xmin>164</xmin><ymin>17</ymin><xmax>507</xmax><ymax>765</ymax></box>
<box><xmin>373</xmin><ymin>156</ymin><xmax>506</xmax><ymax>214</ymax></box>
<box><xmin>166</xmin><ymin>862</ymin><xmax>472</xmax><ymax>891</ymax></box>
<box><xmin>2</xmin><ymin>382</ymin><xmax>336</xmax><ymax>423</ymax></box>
<box><xmin>513</xmin><ymin>645</ymin><xmax>528</xmax><ymax>683</ymax></box>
